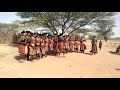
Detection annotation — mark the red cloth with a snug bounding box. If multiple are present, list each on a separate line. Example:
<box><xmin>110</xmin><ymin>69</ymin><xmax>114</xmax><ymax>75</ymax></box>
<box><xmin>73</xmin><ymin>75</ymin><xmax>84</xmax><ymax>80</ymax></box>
<box><xmin>58</xmin><ymin>42</ymin><xmax>64</xmax><ymax>50</ymax></box>
<box><xmin>75</xmin><ymin>41</ymin><xmax>79</xmax><ymax>48</ymax></box>
<box><xmin>45</xmin><ymin>42</ymin><xmax>49</xmax><ymax>51</ymax></box>
<box><xmin>49</xmin><ymin>39</ymin><xmax>54</xmax><ymax>44</ymax></box>
<box><xmin>18</xmin><ymin>44</ymin><xmax>25</xmax><ymax>54</ymax></box>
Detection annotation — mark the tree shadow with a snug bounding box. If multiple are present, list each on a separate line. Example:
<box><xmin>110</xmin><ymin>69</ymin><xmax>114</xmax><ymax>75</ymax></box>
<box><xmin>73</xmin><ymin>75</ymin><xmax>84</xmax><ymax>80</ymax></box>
<box><xmin>0</xmin><ymin>55</ymin><xmax>6</xmax><ymax>58</ymax></box>
<box><xmin>47</xmin><ymin>51</ymin><xmax>58</xmax><ymax>56</ymax></box>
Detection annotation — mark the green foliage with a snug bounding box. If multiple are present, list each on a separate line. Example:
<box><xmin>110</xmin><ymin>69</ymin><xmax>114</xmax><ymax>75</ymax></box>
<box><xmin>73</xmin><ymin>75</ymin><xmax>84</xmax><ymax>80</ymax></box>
<box><xmin>96</xmin><ymin>19</ymin><xmax>115</xmax><ymax>41</ymax></box>
<box><xmin>75</xmin><ymin>29</ymin><xmax>96</xmax><ymax>35</ymax></box>
<box><xmin>88</xmin><ymin>34</ymin><xmax>95</xmax><ymax>40</ymax></box>
<box><xmin>0</xmin><ymin>23</ymin><xmax>19</xmax><ymax>44</ymax></box>
<box><xmin>17</xmin><ymin>12</ymin><xmax>115</xmax><ymax>35</ymax></box>
<box><xmin>13</xmin><ymin>20</ymin><xmax>39</xmax><ymax>31</ymax></box>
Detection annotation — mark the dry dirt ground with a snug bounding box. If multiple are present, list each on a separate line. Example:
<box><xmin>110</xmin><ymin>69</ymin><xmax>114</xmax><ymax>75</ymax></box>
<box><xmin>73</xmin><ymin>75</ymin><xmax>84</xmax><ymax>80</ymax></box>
<box><xmin>0</xmin><ymin>40</ymin><xmax>120</xmax><ymax>78</ymax></box>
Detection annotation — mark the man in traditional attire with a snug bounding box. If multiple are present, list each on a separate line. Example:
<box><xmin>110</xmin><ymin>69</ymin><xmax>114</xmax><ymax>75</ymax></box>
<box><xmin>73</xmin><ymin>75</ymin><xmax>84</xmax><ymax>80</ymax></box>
<box><xmin>69</xmin><ymin>37</ymin><xmax>75</xmax><ymax>52</ymax></box>
<box><xmin>116</xmin><ymin>45</ymin><xmax>120</xmax><ymax>55</ymax></box>
<box><xmin>75</xmin><ymin>37</ymin><xmax>80</xmax><ymax>52</ymax></box>
<box><xmin>99</xmin><ymin>40</ymin><xmax>102</xmax><ymax>50</ymax></box>
<box><xmin>90</xmin><ymin>36</ymin><xmax>98</xmax><ymax>55</ymax></box>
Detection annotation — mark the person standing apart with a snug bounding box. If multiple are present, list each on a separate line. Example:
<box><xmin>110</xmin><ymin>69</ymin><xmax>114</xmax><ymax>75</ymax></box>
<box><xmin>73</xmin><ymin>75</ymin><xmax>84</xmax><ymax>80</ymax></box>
<box><xmin>99</xmin><ymin>40</ymin><xmax>102</xmax><ymax>50</ymax></box>
<box><xmin>90</xmin><ymin>36</ymin><xmax>98</xmax><ymax>55</ymax></box>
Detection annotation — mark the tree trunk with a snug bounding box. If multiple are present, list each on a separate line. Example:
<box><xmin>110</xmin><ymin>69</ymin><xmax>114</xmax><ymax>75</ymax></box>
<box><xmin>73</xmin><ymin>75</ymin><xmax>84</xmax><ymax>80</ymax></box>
<box><xmin>59</xmin><ymin>29</ymin><xmax>65</xmax><ymax>36</ymax></box>
<box><xmin>104</xmin><ymin>36</ymin><xmax>108</xmax><ymax>42</ymax></box>
<box><xmin>61</xmin><ymin>32</ymin><xmax>64</xmax><ymax>36</ymax></box>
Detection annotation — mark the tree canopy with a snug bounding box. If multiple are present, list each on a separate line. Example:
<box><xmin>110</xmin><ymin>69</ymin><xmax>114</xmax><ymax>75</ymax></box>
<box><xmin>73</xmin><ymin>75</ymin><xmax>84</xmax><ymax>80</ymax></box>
<box><xmin>96</xmin><ymin>19</ymin><xmax>115</xmax><ymax>41</ymax></box>
<box><xmin>17</xmin><ymin>12</ymin><xmax>115</xmax><ymax>35</ymax></box>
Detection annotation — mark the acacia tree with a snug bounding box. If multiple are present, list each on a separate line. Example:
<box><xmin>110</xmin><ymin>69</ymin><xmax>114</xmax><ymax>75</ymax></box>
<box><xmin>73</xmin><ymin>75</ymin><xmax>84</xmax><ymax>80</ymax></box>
<box><xmin>17</xmin><ymin>12</ymin><xmax>115</xmax><ymax>35</ymax></box>
<box><xmin>96</xmin><ymin>19</ymin><xmax>115</xmax><ymax>41</ymax></box>
<box><xmin>13</xmin><ymin>20</ymin><xmax>39</xmax><ymax>32</ymax></box>
<box><xmin>73</xmin><ymin>28</ymin><xmax>96</xmax><ymax>37</ymax></box>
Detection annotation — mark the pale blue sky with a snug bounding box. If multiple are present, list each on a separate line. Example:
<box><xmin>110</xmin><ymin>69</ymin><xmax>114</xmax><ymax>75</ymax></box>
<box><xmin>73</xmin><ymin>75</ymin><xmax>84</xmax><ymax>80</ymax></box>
<box><xmin>0</xmin><ymin>12</ymin><xmax>119</xmax><ymax>37</ymax></box>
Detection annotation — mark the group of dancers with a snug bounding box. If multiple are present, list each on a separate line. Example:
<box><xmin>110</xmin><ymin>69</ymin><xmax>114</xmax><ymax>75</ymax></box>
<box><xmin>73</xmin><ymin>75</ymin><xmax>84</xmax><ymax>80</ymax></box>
<box><xmin>18</xmin><ymin>31</ymin><xmax>102</xmax><ymax>63</ymax></box>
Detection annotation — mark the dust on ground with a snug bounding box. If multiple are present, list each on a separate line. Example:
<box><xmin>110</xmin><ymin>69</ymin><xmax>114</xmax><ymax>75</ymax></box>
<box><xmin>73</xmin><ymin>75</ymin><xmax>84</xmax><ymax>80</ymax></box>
<box><xmin>0</xmin><ymin>40</ymin><xmax>120</xmax><ymax>78</ymax></box>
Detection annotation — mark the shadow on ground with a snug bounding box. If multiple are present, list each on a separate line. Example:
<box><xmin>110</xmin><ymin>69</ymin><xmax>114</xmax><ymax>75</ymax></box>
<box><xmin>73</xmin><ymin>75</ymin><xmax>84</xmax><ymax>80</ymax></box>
<box><xmin>84</xmin><ymin>52</ymin><xmax>92</xmax><ymax>55</ymax></box>
<box><xmin>14</xmin><ymin>55</ymin><xmax>21</xmax><ymax>61</ymax></box>
<box><xmin>108</xmin><ymin>51</ymin><xmax>118</xmax><ymax>55</ymax></box>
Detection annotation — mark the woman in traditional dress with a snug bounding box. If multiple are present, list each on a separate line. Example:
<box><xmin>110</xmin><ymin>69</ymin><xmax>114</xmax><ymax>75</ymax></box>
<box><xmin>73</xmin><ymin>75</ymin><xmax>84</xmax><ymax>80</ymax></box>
<box><xmin>29</xmin><ymin>33</ymin><xmax>36</xmax><ymax>61</ymax></box>
<box><xmin>40</xmin><ymin>35</ymin><xmax>45</xmax><ymax>58</ymax></box>
<box><xmin>18</xmin><ymin>31</ymin><xmax>26</xmax><ymax>63</ymax></box>
<box><xmin>57</xmin><ymin>36</ymin><xmax>65</xmax><ymax>57</ymax></box>
<box><xmin>25</xmin><ymin>32</ymin><xmax>31</xmax><ymax>61</ymax></box>
<box><xmin>44</xmin><ymin>36</ymin><xmax>49</xmax><ymax>57</ymax></box>
<box><xmin>80</xmin><ymin>36</ymin><xmax>86</xmax><ymax>53</ymax></box>
<box><xmin>69</xmin><ymin>37</ymin><xmax>75</xmax><ymax>52</ymax></box>
<box><xmin>75</xmin><ymin>37</ymin><xmax>80</xmax><ymax>52</ymax></box>
<box><xmin>48</xmin><ymin>36</ymin><xmax>54</xmax><ymax>55</ymax></box>
<box><xmin>78</xmin><ymin>36</ymin><xmax>81</xmax><ymax>52</ymax></box>
<box><xmin>35</xmin><ymin>34</ymin><xmax>41</xmax><ymax>59</ymax></box>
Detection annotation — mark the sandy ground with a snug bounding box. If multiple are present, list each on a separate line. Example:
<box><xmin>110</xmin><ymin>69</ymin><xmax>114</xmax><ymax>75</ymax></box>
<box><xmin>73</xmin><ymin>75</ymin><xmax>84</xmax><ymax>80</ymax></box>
<box><xmin>0</xmin><ymin>40</ymin><xmax>120</xmax><ymax>78</ymax></box>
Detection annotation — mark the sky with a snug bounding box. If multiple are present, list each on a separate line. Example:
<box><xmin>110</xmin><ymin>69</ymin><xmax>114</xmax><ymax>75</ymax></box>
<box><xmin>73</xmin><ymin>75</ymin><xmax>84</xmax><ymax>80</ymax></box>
<box><xmin>0</xmin><ymin>12</ymin><xmax>120</xmax><ymax>37</ymax></box>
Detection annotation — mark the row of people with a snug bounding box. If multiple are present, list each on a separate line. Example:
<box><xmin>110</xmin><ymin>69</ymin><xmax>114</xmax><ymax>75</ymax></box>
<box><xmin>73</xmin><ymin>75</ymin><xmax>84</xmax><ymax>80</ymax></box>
<box><xmin>18</xmin><ymin>31</ymin><xmax>102</xmax><ymax>63</ymax></box>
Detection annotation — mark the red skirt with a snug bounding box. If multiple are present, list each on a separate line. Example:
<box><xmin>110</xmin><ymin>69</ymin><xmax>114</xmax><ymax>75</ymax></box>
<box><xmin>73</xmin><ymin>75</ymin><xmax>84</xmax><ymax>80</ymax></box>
<box><xmin>45</xmin><ymin>44</ymin><xmax>49</xmax><ymax>51</ymax></box>
<box><xmin>80</xmin><ymin>43</ymin><xmax>86</xmax><ymax>50</ymax></box>
<box><xmin>18</xmin><ymin>44</ymin><xmax>25</xmax><ymax>54</ymax></box>
<box><xmin>58</xmin><ymin>43</ymin><xmax>64</xmax><ymax>50</ymax></box>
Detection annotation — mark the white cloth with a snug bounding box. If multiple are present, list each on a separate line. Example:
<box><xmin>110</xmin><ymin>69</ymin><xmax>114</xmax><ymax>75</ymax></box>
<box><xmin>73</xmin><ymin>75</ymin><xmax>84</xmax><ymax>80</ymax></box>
<box><xmin>31</xmin><ymin>44</ymin><xmax>35</xmax><ymax>46</ymax></box>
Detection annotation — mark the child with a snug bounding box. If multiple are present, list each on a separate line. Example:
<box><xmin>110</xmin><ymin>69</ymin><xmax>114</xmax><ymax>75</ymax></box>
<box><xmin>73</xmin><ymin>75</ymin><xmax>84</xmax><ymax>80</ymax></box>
<box><xmin>99</xmin><ymin>40</ymin><xmax>102</xmax><ymax>50</ymax></box>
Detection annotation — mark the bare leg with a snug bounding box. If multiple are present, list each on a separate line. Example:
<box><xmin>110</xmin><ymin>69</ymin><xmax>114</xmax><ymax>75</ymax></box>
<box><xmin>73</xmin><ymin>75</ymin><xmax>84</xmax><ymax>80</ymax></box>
<box><xmin>63</xmin><ymin>51</ymin><xmax>66</xmax><ymax>57</ymax></box>
<box><xmin>30</xmin><ymin>55</ymin><xmax>34</xmax><ymax>62</ymax></box>
<box><xmin>57</xmin><ymin>50</ymin><xmax>60</xmax><ymax>58</ymax></box>
<box><xmin>19</xmin><ymin>54</ymin><xmax>24</xmax><ymax>63</ymax></box>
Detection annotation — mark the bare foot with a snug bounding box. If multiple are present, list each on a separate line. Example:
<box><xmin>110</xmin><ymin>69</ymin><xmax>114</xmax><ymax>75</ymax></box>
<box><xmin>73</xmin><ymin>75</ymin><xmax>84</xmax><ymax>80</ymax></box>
<box><xmin>58</xmin><ymin>56</ymin><xmax>60</xmax><ymax>58</ymax></box>
<box><xmin>19</xmin><ymin>60</ymin><xmax>23</xmax><ymax>63</ymax></box>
